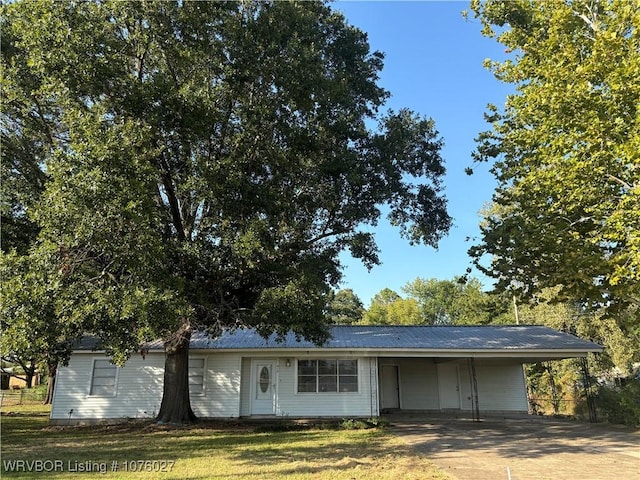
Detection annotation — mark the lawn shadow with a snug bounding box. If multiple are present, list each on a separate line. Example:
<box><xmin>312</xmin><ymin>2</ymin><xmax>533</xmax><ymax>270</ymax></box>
<box><xmin>388</xmin><ymin>414</ymin><xmax>640</xmax><ymax>460</ymax></box>
<box><xmin>2</xmin><ymin>414</ymin><xmax>434</xmax><ymax>479</ymax></box>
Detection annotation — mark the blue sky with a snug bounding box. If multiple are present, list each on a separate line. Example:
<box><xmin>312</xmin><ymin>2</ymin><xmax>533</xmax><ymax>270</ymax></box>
<box><xmin>333</xmin><ymin>1</ymin><xmax>513</xmax><ymax>306</ymax></box>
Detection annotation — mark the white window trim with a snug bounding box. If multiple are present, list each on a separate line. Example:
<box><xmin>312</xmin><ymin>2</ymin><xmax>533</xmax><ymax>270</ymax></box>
<box><xmin>189</xmin><ymin>356</ymin><xmax>206</xmax><ymax>397</ymax></box>
<box><xmin>87</xmin><ymin>357</ymin><xmax>119</xmax><ymax>398</ymax></box>
<box><xmin>294</xmin><ymin>358</ymin><xmax>359</xmax><ymax>395</ymax></box>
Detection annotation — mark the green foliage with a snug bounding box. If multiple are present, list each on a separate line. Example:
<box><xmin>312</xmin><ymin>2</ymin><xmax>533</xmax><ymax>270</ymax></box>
<box><xmin>518</xmin><ymin>289</ymin><xmax>638</xmax><ymax>374</ymax></box>
<box><xmin>469</xmin><ymin>0</ymin><xmax>640</xmax><ymax>320</ymax></box>
<box><xmin>326</xmin><ymin>289</ymin><xmax>365</xmax><ymax>325</ymax></box>
<box><xmin>338</xmin><ymin>417</ymin><xmax>387</xmax><ymax>430</ymax></box>
<box><xmin>403</xmin><ymin>277</ymin><xmax>510</xmax><ymax>325</ymax></box>
<box><xmin>361</xmin><ymin>289</ymin><xmax>421</xmax><ymax>325</ymax></box>
<box><xmin>0</xmin><ymin>251</ymin><xmax>81</xmax><ymax>369</ymax></box>
<box><xmin>595</xmin><ymin>380</ymin><xmax>640</xmax><ymax>427</ymax></box>
<box><xmin>1</xmin><ymin>0</ymin><xmax>450</xmax><ymax>371</ymax></box>
<box><xmin>361</xmin><ymin>278</ymin><xmax>514</xmax><ymax>325</ymax></box>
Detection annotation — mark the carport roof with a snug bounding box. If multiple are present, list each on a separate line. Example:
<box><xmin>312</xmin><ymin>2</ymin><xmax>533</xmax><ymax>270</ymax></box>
<box><xmin>77</xmin><ymin>325</ymin><xmax>602</xmax><ymax>357</ymax></box>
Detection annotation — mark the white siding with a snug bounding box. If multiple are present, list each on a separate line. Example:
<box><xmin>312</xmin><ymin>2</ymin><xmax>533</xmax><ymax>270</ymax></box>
<box><xmin>51</xmin><ymin>353</ymin><xmax>164</xmax><ymax>421</ymax></box>
<box><xmin>190</xmin><ymin>353</ymin><xmax>241</xmax><ymax>418</ymax></box>
<box><xmin>475</xmin><ymin>364</ymin><xmax>528</xmax><ymax>412</ymax></box>
<box><xmin>377</xmin><ymin>358</ymin><xmax>528</xmax><ymax>413</ymax></box>
<box><xmin>379</xmin><ymin>358</ymin><xmax>439</xmax><ymax>410</ymax></box>
<box><xmin>458</xmin><ymin>361</ymin><xmax>528</xmax><ymax>413</ymax></box>
<box><xmin>239</xmin><ymin>357</ymin><xmax>252</xmax><ymax>417</ymax></box>
<box><xmin>52</xmin><ymin>352</ymin><xmax>242</xmax><ymax>421</ymax></box>
<box><xmin>52</xmin><ymin>352</ymin><xmax>528</xmax><ymax>422</ymax></box>
<box><xmin>275</xmin><ymin>357</ymin><xmax>377</xmax><ymax>418</ymax></box>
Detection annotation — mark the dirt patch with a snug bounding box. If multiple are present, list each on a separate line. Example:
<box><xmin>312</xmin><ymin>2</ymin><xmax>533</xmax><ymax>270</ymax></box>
<box><xmin>388</xmin><ymin>414</ymin><xmax>640</xmax><ymax>480</ymax></box>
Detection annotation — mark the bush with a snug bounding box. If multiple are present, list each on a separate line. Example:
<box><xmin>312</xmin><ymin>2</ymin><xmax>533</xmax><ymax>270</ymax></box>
<box><xmin>595</xmin><ymin>379</ymin><xmax>640</xmax><ymax>427</ymax></box>
<box><xmin>339</xmin><ymin>418</ymin><xmax>387</xmax><ymax>430</ymax></box>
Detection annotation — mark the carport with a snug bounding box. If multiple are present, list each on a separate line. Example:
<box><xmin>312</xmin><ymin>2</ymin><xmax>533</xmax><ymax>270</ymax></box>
<box><xmin>373</xmin><ymin>326</ymin><xmax>602</xmax><ymax>421</ymax></box>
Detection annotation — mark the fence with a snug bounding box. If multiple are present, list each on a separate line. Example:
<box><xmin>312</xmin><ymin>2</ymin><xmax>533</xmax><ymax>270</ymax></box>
<box><xmin>528</xmin><ymin>396</ymin><xmax>583</xmax><ymax>416</ymax></box>
<box><xmin>0</xmin><ymin>388</ymin><xmax>47</xmax><ymax>406</ymax></box>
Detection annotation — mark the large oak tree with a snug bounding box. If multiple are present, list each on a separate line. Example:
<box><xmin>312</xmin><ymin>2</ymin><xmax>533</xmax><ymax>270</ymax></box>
<box><xmin>1</xmin><ymin>1</ymin><xmax>451</xmax><ymax>423</ymax></box>
<box><xmin>469</xmin><ymin>0</ymin><xmax>640</xmax><ymax>322</ymax></box>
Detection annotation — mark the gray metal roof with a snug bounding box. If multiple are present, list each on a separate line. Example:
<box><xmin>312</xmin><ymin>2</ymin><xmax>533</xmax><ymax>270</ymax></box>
<box><xmin>77</xmin><ymin>325</ymin><xmax>601</xmax><ymax>353</ymax></box>
<box><xmin>189</xmin><ymin>325</ymin><xmax>602</xmax><ymax>352</ymax></box>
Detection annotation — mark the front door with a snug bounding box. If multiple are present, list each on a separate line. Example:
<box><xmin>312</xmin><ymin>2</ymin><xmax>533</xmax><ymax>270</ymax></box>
<box><xmin>380</xmin><ymin>365</ymin><xmax>400</xmax><ymax>410</ymax></box>
<box><xmin>251</xmin><ymin>361</ymin><xmax>275</xmax><ymax>415</ymax></box>
<box><xmin>438</xmin><ymin>363</ymin><xmax>461</xmax><ymax>409</ymax></box>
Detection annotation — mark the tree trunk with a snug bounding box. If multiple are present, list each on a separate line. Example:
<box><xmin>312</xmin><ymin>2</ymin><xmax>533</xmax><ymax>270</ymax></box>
<box><xmin>43</xmin><ymin>363</ymin><xmax>57</xmax><ymax>405</ymax></box>
<box><xmin>156</xmin><ymin>322</ymin><xmax>197</xmax><ymax>424</ymax></box>
<box><xmin>23</xmin><ymin>367</ymin><xmax>35</xmax><ymax>389</ymax></box>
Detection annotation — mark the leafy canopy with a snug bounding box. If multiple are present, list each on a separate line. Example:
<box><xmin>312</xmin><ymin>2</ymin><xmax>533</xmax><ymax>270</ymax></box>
<box><xmin>326</xmin><ymin>289</ymin><xmax>365</xmax><ymax>325</ymax></box>
<box><xmin>1</xmin><ymin>0</ymin><xmax>451</xmax><ymax>360</ymax></box>
<box><xmin>361</xmin><ymin>288</ymin><xmax>422</xmax><ymax>326</ymax></box>
<box><xmin>469</xmin><ymin>0</ymin><xmax>640</xmax><ymax>318</ymax></box>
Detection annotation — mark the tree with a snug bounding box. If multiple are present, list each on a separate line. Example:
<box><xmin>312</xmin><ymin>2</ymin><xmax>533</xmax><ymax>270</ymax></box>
<box><xmin>361</xmin><ymin>288</ymin><xmax>422</xmax><ymax>325</ymax></box>
<box><xmin>326</xmin><ymin>289</ymin><xmax>365</xmax><ymax>324</ymax></box>
<box><xmin>2</xmin><ymin>1</ymin><xmax>451</xmax><ymax>423</ymax></box>
<box><xmin>402</xmin><ymin>277</ymin><xmax>503</xmax><ymax>325</ymax></box>
<box><xmin>468</xmin><ymin>0</ymin><xmax>640</xmax><ymax>320</ymax></box>
<box><xmin>0</xmin><ymin>252</ymin><xmax>82</xmax><ymax>403</ymax></box>
<box><xmin>516</xmin><ymin>288</ymin><xmax>639</xmax><ymax>416</ymax></box>
<box><xmin>518</xmin><ymin>289</ymin><xmax>638</xmax><ymax>375</ymax></box>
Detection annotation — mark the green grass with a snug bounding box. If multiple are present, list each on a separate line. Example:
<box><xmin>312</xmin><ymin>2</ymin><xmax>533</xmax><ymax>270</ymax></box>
<box><xmin>1</xmin><ymin>404</ymin><xmax>450</xmax><ymax>480</ymax></box>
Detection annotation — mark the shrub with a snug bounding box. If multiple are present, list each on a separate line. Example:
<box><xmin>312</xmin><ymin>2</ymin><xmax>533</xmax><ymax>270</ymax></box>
<box><xmin>595</xmin><ymin>379</ymin><xmax>640</xmax><ymax>427</ymax></box>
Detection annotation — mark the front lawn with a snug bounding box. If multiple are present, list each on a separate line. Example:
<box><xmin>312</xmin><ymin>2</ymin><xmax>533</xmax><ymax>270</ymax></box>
<box><xmin>1</xmin><ymin>404</ymin><xmax>449</xmax><ymax>479</ymax></box>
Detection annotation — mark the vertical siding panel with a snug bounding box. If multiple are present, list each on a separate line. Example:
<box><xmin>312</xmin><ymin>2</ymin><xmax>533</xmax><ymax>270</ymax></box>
<box><xmin>459</xmin><ymin>362</ymin><xmax>473</xmax><ymax>412</ymax></box>
<box><xmin>239</xmin><ymin>357</ymin><xmax>251</xmax><ymax>417</ymax></box>
<box><xmin>475</xmin><ymin>364</ymin><xmax>528</xmax><ymax>412</ymax></box>
<box><xmin>379</xmin><ymin>357</ymin><xmax>439</xmax><ymax>410</ymax></box>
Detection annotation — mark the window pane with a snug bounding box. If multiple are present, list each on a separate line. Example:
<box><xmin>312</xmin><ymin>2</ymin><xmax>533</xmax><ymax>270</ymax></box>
<box><xmin>189</xmin><ymin>358</ymin><xmax>204</xmax><ymax>395</ymax></box>
<box><xmin>90</xmin><ymin>385</ymin><xmax>112</xmax><ymax>396</ymax></box>
<box><xmin>298</xmin><ymin>360</ymin><xmax>317</xmax><ymax>376</ymax></box>
<box><xmin>91</xmin><ymin>377</ymin><xmax>116</xmax><ymax>386</ymax></box>
<box><xmin>339</xmin><ymin>360</ymin><xmax>357</xmax><ymax>375</ymax></box>
<box><xmin>259</xmin><ymin>366</ymin><xmax>270</xmax><ymax>393</ymax></box>
<box><xmin>189</xmin><ymin>383</ymin><xmax>203</xmax><ymax>395</ymax></box>
<box><xmin>339</xmin><ymin>376</ymin><xmax>358</xmax><ymax>392</ymax></box>
<box><xmin>189</xmin><ymin>358</ymin><xmax>205</xmax><ymax>369</ymax></box>
<box><xmin>318</xmin><ymin>360</ymin><xmax>336</xmax><ymax>375</ymax></box>
<box><xmin>318</xmin><ymin>375</ymin><xmax>337</xmax><ymax>392</ymax></box>
<box><xmin>90</xmin><ymin>360</ymin><xmax>117</xmax><ymax>395</ymax></box>
<box><xmin>297</xmin><ymin>376</ymin><xmax>316</xmax><ymax>393</ymax></box>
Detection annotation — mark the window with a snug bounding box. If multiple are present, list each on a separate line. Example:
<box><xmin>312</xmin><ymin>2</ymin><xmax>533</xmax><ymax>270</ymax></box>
<box><xmin>189</xmin><ymin>358</ymin><xmax>205</xmax><ymax>395</ymax></box>
<box><xmin>89</xmin><ymin>359</ymin><xmax>117</xmax><ymax>396</ymax></box>
<box><xmin>297</xmin><ymin>359</ymin><xmax>358</xmax><ymax>393</ymax></box>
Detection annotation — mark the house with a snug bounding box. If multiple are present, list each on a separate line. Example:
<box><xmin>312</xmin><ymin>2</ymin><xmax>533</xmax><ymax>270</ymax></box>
<box><xmin>50</xmin><ymin>325</ymin><xmax>601</xmax><ymax>423</ymax></box>
<box><xmin>0</xmin><ymin>367</ymin><xmax>41</xmax><ymax>390</ymax></box>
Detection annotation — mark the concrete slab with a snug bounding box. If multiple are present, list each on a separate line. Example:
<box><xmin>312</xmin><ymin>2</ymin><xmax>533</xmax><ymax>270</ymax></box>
<box><xmin>387</xmin><ymin>414</ymin><xmax>640</xmax><ymax>480</ymax></box>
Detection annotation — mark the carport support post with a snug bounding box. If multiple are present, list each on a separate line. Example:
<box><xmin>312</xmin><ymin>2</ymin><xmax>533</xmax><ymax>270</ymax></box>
<box><xmin>580</xmin><ymin>356</ymin><xmax>597</xmax><ymax>423</ymax></box>
<box><xmin>468</xmin><ymin>358</ymin><xmax>480</xmax><ymax>422</ymax></box>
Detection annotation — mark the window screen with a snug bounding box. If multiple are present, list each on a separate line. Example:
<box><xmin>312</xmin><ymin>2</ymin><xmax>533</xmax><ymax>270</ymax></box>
<box><xmin>90</xmin><ymin>359</ymin><xmax>117</xmax><ymax>396</ymax></box>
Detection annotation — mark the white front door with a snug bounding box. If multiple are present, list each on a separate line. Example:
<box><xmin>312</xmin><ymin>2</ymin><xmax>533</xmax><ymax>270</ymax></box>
<box><xmin>380</xmin><ymin>365</ymin><xmax>400</xmax><ymax>410</ymax></box>
<box><xmin>251</xmin><ymin>361</ymin><xmax>275</xmax><ymax>415</ymax></box>
<box><xmin>438</xmin><ymin>363</ymin><xmax>461</xmax><ymax>409</ymax></box>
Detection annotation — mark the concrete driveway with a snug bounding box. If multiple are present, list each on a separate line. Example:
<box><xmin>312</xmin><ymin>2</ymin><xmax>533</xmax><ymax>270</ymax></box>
<box><xmin>387</xmin><ymin>414</ymin><xmax>640</xmax><ymax>480</ymax></box>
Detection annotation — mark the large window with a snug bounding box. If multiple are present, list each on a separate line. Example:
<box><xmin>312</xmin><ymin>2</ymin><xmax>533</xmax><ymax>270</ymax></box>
<box><xmin>189</xmin><ymin>358</ymin><xmax>205</xmax><ymax>395</ymax></box>
<box><xmin>297</xmin><ymin>359</ymin><xmax>358</xmax><ymax>393</ymax></box>
<box><xmin>89</xmin><ymin>359</ymin><xmax>117</xmax><ymax>396</ymax></box>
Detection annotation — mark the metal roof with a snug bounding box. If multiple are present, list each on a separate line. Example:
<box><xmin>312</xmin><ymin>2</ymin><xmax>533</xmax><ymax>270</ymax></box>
<box><xmin>76</xmin><ymin>325</ymin><xmax>602</xmax><ymax>353</ymax></box>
